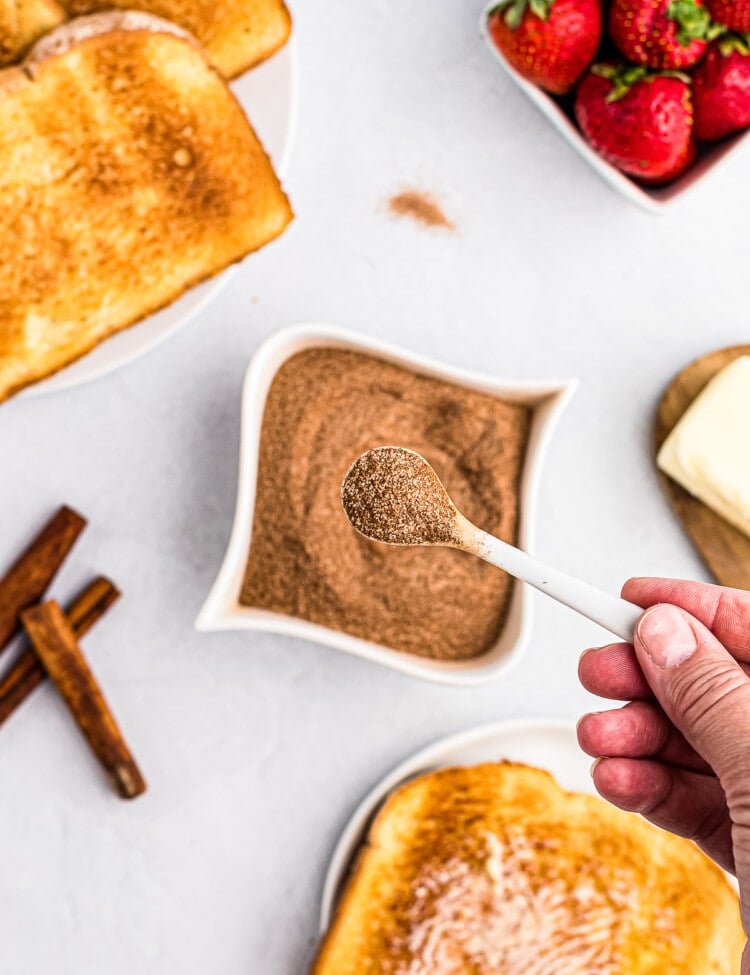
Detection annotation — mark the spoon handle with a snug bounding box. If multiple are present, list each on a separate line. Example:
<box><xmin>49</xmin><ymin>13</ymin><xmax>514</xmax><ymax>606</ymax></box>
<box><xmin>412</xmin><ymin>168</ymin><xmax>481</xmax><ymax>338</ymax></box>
<box><xmin>469</xmin><ymin>528</ymin><xmax>642</xmax><ymax>642</ymax></box>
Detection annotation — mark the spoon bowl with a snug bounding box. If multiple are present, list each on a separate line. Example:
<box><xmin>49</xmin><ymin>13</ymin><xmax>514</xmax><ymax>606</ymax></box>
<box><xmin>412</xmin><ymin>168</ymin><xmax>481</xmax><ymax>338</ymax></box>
<box><xmin>341</xmin><ymin>446</ymin><xmax>463</xmax><ymax>547</ymax></box>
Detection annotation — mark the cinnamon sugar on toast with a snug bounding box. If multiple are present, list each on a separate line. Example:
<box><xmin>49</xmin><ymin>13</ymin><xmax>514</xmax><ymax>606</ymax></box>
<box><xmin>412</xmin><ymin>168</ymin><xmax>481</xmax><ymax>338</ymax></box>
<box><xmin>0</xmin><ymin>0</ymin><xmax>290</xmax><ymax>76</ymax></box>
<box><xmin>312</xmin><ymin>763</ymin><xmax>744</xmax><ymax>974</ymax></box>
<box><xmin>0</xmin><ymin>12</ymin><xmax>292</xmax><ymax>403</ymax></box>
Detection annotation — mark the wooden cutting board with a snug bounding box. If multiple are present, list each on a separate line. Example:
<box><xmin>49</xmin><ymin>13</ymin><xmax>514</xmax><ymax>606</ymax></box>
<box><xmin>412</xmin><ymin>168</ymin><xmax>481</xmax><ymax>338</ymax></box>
<box><xmin>654</xmin><ymin>344</ymin><xmax>750</xmax><ymax>590</ymax></box>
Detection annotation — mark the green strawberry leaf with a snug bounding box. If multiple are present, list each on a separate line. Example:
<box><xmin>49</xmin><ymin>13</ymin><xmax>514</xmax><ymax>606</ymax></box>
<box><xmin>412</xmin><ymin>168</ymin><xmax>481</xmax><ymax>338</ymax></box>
<box><xmin>529</xmin><ymin>0</ymin><xmax>550</xmax><ymax>19</ymax></box>
<box><xmin>593</xmin><ymin>63</ymin><xmax>649</xmax><ymax>100</ymax></box>
<box><xmin>593</xmin><ymin>63</ymin><xmax>689</xmax><ymax>101</ymax></box>
<box><xmin>667</xmin><ymin>0</ymin><xmax>717</xmax><ymax>44</ymax></box>
<box><xmin>488</xmin><ymin>0</ymin><xmax>553</xmax><ymax>28</ymax></box>
<box><xmin>591</xmin><ymin>64</ymin><xmax>619</xmax><ymax>79</ymax></box>
<box><xmin>706</xmin><ymin>21</ymin><xmax>728</xmax><ymax>39</ymax></box>
<box><xmin>506</xmin><ymin>0</ymin><xmax>526</xmax><ymax>28</ymax></box>
<box><xmin>718</xmin><ymin>31</ymin><xmax>750</xmax><ymax>55</ymax></box>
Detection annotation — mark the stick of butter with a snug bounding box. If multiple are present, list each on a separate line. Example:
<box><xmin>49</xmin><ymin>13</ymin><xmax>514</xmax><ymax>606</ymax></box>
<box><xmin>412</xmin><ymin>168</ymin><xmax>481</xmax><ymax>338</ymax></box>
<box><xmin>657</xmin><ymin>355</ymin><xmax>750</xmax><ymax>540</ymax></box>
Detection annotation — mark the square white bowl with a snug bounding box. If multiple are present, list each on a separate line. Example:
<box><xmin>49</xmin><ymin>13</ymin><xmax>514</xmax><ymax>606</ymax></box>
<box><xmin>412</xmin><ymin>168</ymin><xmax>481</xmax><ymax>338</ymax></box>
<box><xmin>480</xmin><ymin>2</ymin><xmax>750</xmax><ymax>213</ymax></box>
<box><xmin>195</xmin><ymin>324</ymin><xmax>576</xmax><ymax>685</ymax></box>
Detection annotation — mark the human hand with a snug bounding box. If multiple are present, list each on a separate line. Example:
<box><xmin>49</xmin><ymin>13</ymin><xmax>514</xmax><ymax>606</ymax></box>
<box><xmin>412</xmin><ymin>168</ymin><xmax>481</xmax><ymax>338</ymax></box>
<box><xmin>578</xmin><ymin>578</ymin><xmax>750</xmax><ymax>961</ymax></box>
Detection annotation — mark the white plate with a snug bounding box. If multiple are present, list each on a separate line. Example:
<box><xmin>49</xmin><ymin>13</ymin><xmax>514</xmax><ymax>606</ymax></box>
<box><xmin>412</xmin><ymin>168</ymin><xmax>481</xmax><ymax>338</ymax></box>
<box><xmin>480</xmin><ymin>4</ymin><xmax>750</xmax><ymax>213</ymax></box>
<box><xmin>24</xmin><ymin>41</ymin><xmax>298</xmax><ymax>398</ymax></box>
<box><xmin>196</xmin><ymin>324</ymin><xmax>576</xmax><ymax>686</ymax></box>
<box><xmin>319</xmin><ymin>718</ymin><xmax>586</xmax><ymax>929</ymax></box>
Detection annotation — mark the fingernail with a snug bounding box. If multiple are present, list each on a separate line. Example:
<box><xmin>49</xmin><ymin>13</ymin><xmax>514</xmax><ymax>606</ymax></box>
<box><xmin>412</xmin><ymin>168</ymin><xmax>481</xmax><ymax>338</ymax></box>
<box><xmin>576</xmin><ymin>711</ymin><xmax>600</xmax><ymax>733</ymax></box>
<box><xmin>579</xmin><ymin>646</ymin><xmax>602</xmax><ymax>664</ymax></box>
<box><xmin>636</xmin><ymin>604</ymin><xmax>698</xmax><ymax>669</ymax></box>
<box><xmin>590</xmin><ymin>758</ymin><xmax>602</xmax><ymax>778</ymax></box>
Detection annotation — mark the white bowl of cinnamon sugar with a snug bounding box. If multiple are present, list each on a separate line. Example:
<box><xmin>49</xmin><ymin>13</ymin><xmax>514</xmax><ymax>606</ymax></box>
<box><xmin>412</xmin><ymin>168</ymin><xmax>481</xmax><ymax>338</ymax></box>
<box><xmin>196</xmin><ymin>325</ymin><xmax>576</xmax><ymax>685</ymax></box>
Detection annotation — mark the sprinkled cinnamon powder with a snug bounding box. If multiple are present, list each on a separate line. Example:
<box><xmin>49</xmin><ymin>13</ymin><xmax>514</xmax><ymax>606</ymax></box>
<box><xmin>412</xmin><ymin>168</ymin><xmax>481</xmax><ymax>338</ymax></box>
<box><xmin>341</xmin><ymin>447</ymin><xmax>461</xmax><ymax>547</ymax></box>
<box><xmin>388</xmin><ymin>831</ymin><xmax>630</xmax><ymax>974</ymax></box>
<box><xmin>387</xmin><ymin>190</ymin><xmax>455</xmax><ymax>230</ymax></box>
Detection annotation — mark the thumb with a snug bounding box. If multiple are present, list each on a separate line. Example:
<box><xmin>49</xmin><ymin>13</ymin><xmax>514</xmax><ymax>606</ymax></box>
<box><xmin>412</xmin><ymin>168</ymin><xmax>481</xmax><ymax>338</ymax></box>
<box><xmin>633</xmin><ymin>603</ymin><xmax>750</xmax><ymax>794</ymax></box>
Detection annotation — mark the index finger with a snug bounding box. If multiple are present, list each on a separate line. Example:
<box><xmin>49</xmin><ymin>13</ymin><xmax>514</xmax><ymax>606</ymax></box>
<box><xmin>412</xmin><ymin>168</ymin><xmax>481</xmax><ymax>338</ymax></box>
<box><xmin>622</xmin><ymin>578</ymin><xmax>750</xmax><ymax>660</ymax></box>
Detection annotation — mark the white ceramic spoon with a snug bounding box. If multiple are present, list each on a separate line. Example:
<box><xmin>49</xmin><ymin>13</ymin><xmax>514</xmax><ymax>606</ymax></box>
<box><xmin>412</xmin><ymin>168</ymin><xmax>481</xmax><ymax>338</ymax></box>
<box><xmin>341</xmin><ymin>446</ymin><xmax>642</xmax><ymax>643</ymax></box>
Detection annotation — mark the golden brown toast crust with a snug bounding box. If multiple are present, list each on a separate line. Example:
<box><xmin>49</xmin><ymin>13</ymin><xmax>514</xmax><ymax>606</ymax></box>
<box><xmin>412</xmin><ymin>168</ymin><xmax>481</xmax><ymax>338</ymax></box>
<box><xmin>62</xmin><ymin>1</ymin><xmax>291</xmax><ymax>77</ymax></box>
<box><xmin>0</xmin><ymin>0</ymin><xmax>65</xmax><ymax>66</ymax></box>
<box><xmin>24</xmin><ymin>8</ymin><xmax>193</xmax><ymax>66</ymax></box>
<box><xmin>0</xmin><ymin>13</ymin><xmax>292</xmax><ymax>402</ymax></box>
<box><xmin>0</xmin><ymin>1</ymin><xmax>290</xmax><ymax>77</ymax></box>
<box><xmin>312</xmin><ymin>763</ymin><xmax>745</xmax><ymax>974</ymax></box>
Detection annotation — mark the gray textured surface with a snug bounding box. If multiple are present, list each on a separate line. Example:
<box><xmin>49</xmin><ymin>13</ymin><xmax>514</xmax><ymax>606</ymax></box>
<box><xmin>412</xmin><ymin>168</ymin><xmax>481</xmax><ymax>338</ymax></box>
<box><xmin>1</xmin><ymin>2</ymin><xmax>747</xmax><ymax>972</ymax></box>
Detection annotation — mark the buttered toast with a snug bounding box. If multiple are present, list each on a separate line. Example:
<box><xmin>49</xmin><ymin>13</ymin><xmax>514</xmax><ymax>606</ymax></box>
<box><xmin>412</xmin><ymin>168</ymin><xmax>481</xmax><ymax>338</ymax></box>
<box><xmin>0</xmin><ymin>12</ymin><xmax>292</xmax><ymax>403</ymax></box>
<box><xmin>312</xmin><ymin>762</ymin><xmax>744</xmax><ymax>974</ymax></box>
<box><xmin>0</xmin><ymin>0</ymin><xmax>290</xmax><ymax>76</ymax></box>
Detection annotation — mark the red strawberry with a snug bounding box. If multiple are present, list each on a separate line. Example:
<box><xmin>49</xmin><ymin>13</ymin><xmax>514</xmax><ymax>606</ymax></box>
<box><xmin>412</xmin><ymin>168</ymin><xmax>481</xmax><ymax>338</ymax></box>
<box><xmin>574</xmin><ymin>64</ymin><xmax>696</xmax><ymax>181</ymax></box>
<box><xmin>488</xmin><ymin>0</ymin><xmax>602</xmax><ymax>95</ymax></box>
<box><xmin>705</xmin><ymin>0</ymin><xmax>750</xmax><ymax>31</ymax></box>
<box><xmin>610</xmin><ymin>0</ymin><xmax>720</xmax><ymax>68</ymax></box>
<box><xmin>693</xmin><ymin>34</ymin><xmax>750</xmax><ymax>138</ymax></box>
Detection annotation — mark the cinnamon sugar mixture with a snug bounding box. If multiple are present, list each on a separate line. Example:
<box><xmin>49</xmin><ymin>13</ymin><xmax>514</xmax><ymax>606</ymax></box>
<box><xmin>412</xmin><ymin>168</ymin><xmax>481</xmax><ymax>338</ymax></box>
<box><xmin>240</xmin><ymin>349</ymin><xmax>531</xmax><ymax>660</ymax></box>
<box><xmin>341</xmin><ymin>447</ymin><xmax>461</xmax><ymax>547</ymax></box>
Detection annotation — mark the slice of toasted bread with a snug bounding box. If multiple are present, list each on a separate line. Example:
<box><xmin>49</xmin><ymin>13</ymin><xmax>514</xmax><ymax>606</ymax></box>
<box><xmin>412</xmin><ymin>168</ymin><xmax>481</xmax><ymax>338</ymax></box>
<box><xmin>59</xmin><ymin>0</ymin><xmax>291</xmax><ymax>77</ymax></box>
<box><xmin>0</xmin><ymin>0</ymin><xmax>65</xmax><ymax>65</ymax></box>
<box><xmin>0</xmin><ymin>12</ymin><xmax>292</xmax><ymax>402</ymax></box>
<box><xmin>312</xmin><ymin>763</ymin><xmax>744</xmax><ymax>974</ymax></box>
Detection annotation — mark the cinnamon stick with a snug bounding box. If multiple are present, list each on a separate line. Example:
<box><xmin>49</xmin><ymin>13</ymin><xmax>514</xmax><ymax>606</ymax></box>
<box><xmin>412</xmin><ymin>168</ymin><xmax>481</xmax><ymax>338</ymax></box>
<box><xmin>21</xmin><ymin>600</ymin><xmax>145</xmax><ymax>799</ymax></box>
<box><xmin>0</xmin><ymin>506</ymin><xmax>86</xmax><ymax>654</ymax></box>
<box><xmin>0</xmin><ymin>577</ymin><xmax>120</xmax><ymax>727</ymax></box>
